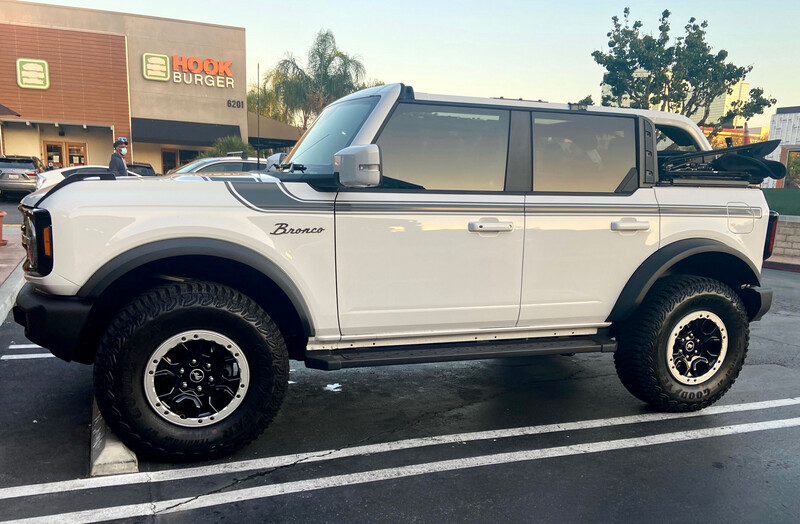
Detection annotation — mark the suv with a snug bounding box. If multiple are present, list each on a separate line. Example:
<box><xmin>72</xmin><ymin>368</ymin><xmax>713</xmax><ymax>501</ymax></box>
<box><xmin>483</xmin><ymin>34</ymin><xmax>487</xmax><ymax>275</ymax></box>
<box><xmin>127</xmin><ymin>162</ymin><xmax>158</xmax><ymax>177</ymax></box>
<box><xmin>13</xmin><ymin>84</ymin><xmax>785</xmax><ymax>460</ymax></box>
<box><xmin>0</xmin><ymin>155</ymin><xmax>45</xmax><ymax>197</ymax></box>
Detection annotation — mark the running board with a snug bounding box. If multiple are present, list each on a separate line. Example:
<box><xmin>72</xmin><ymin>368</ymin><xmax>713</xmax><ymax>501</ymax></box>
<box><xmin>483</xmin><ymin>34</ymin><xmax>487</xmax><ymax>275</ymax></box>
<box><xmin>303</xmin><ymin>335</ymin><xmax>617</xmax><ymax>370</ymax></box>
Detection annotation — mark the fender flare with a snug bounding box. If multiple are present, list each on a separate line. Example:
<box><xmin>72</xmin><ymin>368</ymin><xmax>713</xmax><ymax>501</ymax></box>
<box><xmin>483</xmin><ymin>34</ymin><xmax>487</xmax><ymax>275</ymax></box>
<box><xmin>606</xmin><ymin>238</ymin><xmax>761</xmax><ymax>322</ymax></box>
<box><xmin>77</xmin><ymin>238</ymin><xmax>315</xmax><ymax>336</ymax></box>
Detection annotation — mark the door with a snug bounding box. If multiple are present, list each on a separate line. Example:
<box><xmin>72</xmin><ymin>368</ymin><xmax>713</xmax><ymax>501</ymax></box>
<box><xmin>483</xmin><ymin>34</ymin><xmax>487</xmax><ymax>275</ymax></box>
<box><xmin>336</xmin><ymin>103</ymin><xmax>525</xmax><ymax>336</ymax></box>
<box><xmin>66</xmin><ymin>143</ymin><xmax>86</xmax><ymax>166</ymax></box>
<box><xmin>162</xmin><ymin>149</ymin><xmax>178</xmax><ymax>173</ymax></box>
<box><xmin>44</xmin><ymin>142</ymin><xmax>64</xmax><ymax>169</ymax></box>
<box><xmin>518</xmin><ymin>111</ymin><xmax>660</xmax><ymax>328</ymax></box>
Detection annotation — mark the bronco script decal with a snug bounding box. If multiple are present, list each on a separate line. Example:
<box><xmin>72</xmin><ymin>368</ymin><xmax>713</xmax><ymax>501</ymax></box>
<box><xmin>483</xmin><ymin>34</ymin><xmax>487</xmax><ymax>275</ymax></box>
<box><xmin>271</xmin><ymin>223</ymin><xmax>325</xmax><ymax>235</ymax></box>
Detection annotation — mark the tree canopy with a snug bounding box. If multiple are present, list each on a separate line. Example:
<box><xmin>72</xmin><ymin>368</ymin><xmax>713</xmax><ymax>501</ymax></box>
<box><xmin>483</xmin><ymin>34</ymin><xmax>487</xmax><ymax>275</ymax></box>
<box><xmin>272</xmin><ymin>30</ymin><xmax>367</xmax><ymax>129</ymax></box>
<box><xmin>592</xmin><ymin>8</ymin><xmax>775</xmax><ymax>135</ymax></box>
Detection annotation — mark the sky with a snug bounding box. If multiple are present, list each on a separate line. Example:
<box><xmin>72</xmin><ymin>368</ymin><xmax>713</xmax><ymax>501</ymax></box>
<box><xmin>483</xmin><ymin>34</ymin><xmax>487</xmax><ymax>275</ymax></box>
<box><xmin>24</xmin><ymin>0</ymin><xmax>800</xmax><ymax>128</ymax></box>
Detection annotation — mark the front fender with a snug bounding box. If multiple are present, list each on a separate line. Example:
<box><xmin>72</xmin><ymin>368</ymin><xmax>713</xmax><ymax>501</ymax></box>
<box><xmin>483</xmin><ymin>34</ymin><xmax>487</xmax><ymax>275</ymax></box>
<box><xmin>77</xmin><ymin>237</ymin><xmax>315</xmax><ymax>335</ymax></box>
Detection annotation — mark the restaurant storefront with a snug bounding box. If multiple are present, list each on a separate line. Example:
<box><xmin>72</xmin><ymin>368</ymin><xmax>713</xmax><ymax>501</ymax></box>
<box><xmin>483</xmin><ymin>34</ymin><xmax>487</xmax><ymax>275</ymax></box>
<box><xmin>0</xmin><ymin>0</ymin><xmax>250</xmax><ymax>173</ymax></box>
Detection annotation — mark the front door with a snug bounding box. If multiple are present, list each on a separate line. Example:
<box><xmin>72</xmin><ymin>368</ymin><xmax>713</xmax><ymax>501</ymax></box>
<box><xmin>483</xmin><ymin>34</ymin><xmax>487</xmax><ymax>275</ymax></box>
<box><xmin>336</xmin><ymin>102</ymin><xmax>525</xmax><ymax>336</ymax></box>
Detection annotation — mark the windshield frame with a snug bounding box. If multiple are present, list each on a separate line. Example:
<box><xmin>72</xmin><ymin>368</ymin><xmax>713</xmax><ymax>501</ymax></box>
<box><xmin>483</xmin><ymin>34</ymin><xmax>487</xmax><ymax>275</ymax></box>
<box><xmin>279</xmin><ymin>95</ymin><xmax>380</xmax><ymax>175</ymax></box>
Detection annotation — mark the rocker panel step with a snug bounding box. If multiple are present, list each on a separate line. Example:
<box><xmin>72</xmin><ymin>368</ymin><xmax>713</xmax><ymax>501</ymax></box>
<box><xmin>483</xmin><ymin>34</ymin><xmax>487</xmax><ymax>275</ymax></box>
<box><xmin>304</xmin><ymin>335</ymin><xmax>617</xmax><ymax>370</ymax></box>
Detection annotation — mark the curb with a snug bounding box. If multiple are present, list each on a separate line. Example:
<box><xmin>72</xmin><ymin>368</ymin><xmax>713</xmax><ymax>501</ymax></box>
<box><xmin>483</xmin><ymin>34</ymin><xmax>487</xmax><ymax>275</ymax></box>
<box><xmin>0</xmin><ymin>260</ymin><xmax>25</xmax><ymax>323</ymax></box>
<box><xmin>90</xmin><ymin>400</ymin><xmax>139</xmax><ymax>477</ymax></box>
<box><xmin>763</xmin><ymin>260</ymin><xmax>800</xmax><ymax>273</ymax></box>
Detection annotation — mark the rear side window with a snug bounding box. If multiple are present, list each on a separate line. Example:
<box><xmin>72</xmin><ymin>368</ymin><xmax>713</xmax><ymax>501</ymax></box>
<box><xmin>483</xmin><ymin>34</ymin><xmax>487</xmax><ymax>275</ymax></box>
<box><xmin>376</xmin><ymin>103</ymin><xmax>510</xmax><ymax>191</ymax></box>
<box><xmin>198</xmin><ymin>162</ymin><xmax>245</xmax><ymax>173</ymax></box>
<box><xmin>533</xmin><ymin>113</ymin><xmax>637</xmax><ymax>193</ymax></box>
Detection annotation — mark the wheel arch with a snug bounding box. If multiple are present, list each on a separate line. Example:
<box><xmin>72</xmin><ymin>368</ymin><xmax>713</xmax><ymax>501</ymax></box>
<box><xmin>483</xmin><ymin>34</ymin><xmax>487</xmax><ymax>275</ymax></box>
<box><xmin>607</xmin><ymin>238</ymin><xmax>762</xmax><ymax>323</ymax></box>
<box><xmin>75</xmin><ymin>238</ymin><xmax>314</xmax><ymax>362</ymax></box>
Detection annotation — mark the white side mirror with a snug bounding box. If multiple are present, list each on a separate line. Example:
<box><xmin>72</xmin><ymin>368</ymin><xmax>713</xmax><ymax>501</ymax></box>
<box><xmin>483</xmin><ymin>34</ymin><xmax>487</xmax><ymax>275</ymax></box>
<box><xmin>334</xmin><ymin>144</ymin><xmax>382</xmax><ymax>187</ymax></box>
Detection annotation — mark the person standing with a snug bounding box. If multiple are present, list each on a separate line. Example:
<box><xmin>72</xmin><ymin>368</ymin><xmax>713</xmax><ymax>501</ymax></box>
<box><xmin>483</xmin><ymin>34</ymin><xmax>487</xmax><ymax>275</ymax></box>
<box><xmin>109</xmin><ymin>137</ymin><xmax>129</xmax><ymax>177</ymax></box>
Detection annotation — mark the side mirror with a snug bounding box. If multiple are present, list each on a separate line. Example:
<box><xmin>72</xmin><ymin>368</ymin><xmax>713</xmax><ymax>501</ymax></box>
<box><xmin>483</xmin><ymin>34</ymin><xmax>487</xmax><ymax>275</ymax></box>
<box><xmin>334</xmin><ymin>144</ymin><xmax>381</xmax><ymax>188</ymax></box>
<box><xmin>266</xmin><ymin>152</ymin><xmax>286</xmax><ymax>170</ymax></box>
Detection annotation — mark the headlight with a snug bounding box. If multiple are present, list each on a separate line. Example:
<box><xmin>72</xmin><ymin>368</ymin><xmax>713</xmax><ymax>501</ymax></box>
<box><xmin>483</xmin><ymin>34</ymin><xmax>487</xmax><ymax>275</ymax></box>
<box><xmin>19</xmin><ymin>206</ymin><xmax>53</xmax><ymax>276</ymax></box>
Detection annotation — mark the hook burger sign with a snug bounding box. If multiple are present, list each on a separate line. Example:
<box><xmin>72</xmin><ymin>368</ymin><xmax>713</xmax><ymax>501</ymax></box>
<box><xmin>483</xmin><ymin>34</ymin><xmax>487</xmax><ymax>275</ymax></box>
<box><xmin>143</xmin><ymin>52</ymin><xmax>235</xmax><ymax>89</ymax></box>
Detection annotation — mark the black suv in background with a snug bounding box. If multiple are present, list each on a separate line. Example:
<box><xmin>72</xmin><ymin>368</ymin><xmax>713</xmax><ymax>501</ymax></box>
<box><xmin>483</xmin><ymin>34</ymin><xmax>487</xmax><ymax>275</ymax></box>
<box><xmin>0</xmin><ymin>155</ymin><xmax>45</xmax><ymax>198</ymax></box>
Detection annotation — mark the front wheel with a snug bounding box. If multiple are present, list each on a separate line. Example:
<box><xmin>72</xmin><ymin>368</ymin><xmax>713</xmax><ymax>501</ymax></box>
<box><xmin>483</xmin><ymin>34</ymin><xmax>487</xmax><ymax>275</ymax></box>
<box><xmin>94</xmin><ymin>282</ymin><xmax>289</xmax><ymax>461</ymax></box>
<box><xmin>614</xmin><ymin>276</ymin><xmax>749</xmax><ymax>412</ymax></box>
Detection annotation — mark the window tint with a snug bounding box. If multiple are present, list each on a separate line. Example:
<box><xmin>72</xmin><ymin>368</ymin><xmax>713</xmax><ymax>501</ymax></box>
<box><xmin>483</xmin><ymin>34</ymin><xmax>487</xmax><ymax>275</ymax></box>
<box><xmin>533</xmin><ymin>113</ymin><xmax>637</xmax><ymax>193</ymax></box>
<box><xmin>376</xmin><ymin>103</ymin><xmax>510</xmax><ymax>191</ymax></box>
<box><xmin>0</xmin><ymin>159</ymin><xmax>36</xmax><ymax>170</ymax></box>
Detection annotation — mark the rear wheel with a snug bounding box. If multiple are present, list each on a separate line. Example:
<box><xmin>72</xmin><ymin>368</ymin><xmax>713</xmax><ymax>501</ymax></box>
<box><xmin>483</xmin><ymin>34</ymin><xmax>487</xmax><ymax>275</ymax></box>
<box><xmin>614</xmin><ymin>276</ymin><xmax>749</xmax><ymax>412</ymax></box>
<box><xmin>94</xmin><ymin>281</ymin><xmax>289</xmax><ymax>461</ymax></box>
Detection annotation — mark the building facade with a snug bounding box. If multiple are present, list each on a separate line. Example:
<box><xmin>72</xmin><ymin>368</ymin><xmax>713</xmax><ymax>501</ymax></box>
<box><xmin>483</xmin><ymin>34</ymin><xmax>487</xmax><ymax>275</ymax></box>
<box><xmin>764</xmin><ymin>106</ymin><xmax>800</xmax><ymax>189</ymax></box>
<box><xmin>0</xmin><ymin>0</ymin><xmax>248</xmax><ymax>173</ymax></box>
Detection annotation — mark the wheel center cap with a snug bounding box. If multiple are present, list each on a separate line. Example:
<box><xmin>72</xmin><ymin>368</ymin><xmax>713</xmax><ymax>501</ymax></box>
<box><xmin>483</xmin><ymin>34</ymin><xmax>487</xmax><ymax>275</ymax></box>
<box><xmin>189</xmin><ymin>369</ymin><xmax>205</xmax><ymax>383</ymax></box>
<box><xmin>685</xmin><ymin>341</ymin><xmax>696</xmax><ymax>351</ymax></box>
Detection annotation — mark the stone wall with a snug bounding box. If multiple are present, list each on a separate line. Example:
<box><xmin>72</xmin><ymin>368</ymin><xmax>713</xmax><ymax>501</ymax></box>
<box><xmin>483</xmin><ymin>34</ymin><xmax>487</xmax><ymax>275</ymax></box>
<box><xmin>773</xmin><ymin>216</ymin><xmax>800</xmax><ymax>259</ymax></box>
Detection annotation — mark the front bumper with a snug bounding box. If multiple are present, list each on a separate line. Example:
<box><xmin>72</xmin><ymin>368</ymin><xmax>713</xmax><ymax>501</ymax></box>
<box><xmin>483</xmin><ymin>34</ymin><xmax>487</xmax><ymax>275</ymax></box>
<box><xmin>13</xmin><ymin>283</ymin><xmax>95</xmax><ymax>363</ymax></box>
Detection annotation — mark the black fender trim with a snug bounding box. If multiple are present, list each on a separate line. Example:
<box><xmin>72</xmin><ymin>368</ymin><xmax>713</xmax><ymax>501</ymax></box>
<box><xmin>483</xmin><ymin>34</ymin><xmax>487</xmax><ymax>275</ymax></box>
<box><xmin>606</xmin><ymin>238</ymin><xmax>761</xmax><ymax>322</ymax></box>
<box><xmin>77</xmin><ymin>238</ymin><xmax>315</xmax><ymax>336</ymax></box>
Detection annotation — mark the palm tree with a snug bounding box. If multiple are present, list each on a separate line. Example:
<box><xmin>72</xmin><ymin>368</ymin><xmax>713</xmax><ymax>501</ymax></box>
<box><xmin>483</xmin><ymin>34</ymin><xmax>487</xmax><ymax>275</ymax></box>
<box><xmin>272</xmin><ymin>30</ymin><xmax>366</xmax><ymax>129</ymax></box>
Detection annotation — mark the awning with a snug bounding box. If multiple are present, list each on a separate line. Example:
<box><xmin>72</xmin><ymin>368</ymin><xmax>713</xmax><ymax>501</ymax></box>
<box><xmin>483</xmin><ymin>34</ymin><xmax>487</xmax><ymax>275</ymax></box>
<box><xmin>247</xmin><ymin>112</ymin><xmax>303</xmax><ymax>149</ymax></box>
<box><xmin>131</xmin><ymin>118</ymin><xmax>241</xmax><ymax>146</ymax></box>
<box><xmin>0</xmin><ymin>103</ymin><xmax>21</xmax><ymax>117</ymax></box>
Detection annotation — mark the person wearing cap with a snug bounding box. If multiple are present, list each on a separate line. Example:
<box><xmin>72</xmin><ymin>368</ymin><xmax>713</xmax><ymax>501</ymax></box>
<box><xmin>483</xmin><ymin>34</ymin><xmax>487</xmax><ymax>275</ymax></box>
<box><xmin>109</xmin><ymin>137</ymin><xmax>129</xmax><ymax>178</ymax></box>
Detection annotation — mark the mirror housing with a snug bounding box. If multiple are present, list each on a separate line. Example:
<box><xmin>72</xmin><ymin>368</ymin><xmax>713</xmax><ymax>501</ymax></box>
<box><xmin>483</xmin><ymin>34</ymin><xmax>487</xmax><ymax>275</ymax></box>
<box><xmin>265</xmin><ymin>151</ymin><xmax>286</xmax><ymax>171</ymax></box>
<box><xmin>334</xmin><ymin>144</ymin><xmax>381</xmax><ymax>188</ymax></box>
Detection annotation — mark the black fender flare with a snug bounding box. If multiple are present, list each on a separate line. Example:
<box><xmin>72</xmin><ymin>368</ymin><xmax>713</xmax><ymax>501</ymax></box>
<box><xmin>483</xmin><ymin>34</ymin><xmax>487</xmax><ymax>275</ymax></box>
<box><xmin>606</xmin><ymin>238</ymin><xmax>761</xmax><ymax>322</ymax></box>
<box><xmin>77</xmin><ymin>238</ymin><xmax>315</xmax><ymax>336</ymax></box>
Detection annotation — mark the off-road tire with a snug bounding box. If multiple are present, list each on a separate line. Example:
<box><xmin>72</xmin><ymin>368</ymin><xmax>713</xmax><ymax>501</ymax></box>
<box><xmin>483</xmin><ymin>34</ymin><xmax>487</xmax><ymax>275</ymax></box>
<box><xmin>94</xmin><ymin>281</ymin><xmax>289</xmax><ymax>461</ymax></box>
<box><xmin>614</xmin><ymin>276</ymin><xmax>749</xmax><ymax>412</ymax></box>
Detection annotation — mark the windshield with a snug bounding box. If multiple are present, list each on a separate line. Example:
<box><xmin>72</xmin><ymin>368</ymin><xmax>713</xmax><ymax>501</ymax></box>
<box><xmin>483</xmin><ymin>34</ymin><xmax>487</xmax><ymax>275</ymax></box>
<box><xmin>281</xmin><ymin>96</ymin><xmax>379</xmax><ymax>174</ymax></box>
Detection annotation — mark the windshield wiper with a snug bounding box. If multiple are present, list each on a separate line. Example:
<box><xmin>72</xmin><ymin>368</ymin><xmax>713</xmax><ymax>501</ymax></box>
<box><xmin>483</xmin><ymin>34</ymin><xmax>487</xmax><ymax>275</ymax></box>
<box><xmin>279</xmin><ymin>163</ymin><xmax>307</xmax><ymax>173</ymax></box>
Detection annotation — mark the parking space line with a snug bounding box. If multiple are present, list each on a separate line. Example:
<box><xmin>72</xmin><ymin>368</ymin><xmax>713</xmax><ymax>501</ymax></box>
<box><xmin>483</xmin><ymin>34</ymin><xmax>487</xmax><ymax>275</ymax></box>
<box><xmin>10</xmin><ymin>417</ymin><xmax>800</xmax><ymax>524</ymax></box>
<box><xmin>1</xmin><ymin>354</ymin><xmax>55</xmax><ymax>360</ymax></box>
<box><xmin>1</xmin><ymin>397</ymin><xmax>799</xmax><ymax>502</ymax></box>
<box><xmin>8</xmin><ymin>344</ymin><xmax>42</xmax><ymax>349</ymax></box>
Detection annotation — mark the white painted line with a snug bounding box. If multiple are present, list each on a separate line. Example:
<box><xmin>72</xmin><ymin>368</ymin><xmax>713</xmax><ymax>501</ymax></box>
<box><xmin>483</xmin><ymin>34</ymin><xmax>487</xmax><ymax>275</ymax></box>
<box><xmin>1</xmin><ymin>397</ymin><xmax>798</xmax><ymax>502</ymax></box>
<box><xmin>8</xmin><ymin>344</ymin><xmax>42</xmax><ymax>349</ymax></box>
<box><xmin>11</xmin><ymin>417</ymin><xmax>800</xmax><ymax>524</ymax></box>
<box><xmin>0</xmin><ymin>354</ymin><xmax>54</xmax><ymax>360</ymax></box>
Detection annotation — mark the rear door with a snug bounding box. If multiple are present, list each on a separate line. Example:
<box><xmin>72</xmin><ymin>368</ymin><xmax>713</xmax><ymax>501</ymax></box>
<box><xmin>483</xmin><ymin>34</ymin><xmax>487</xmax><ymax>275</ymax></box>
<box><xmin>335</xmin><ymin>103</ymin><xmax>529</xmax><ymax>336</ymax></box>
<box><xmin>518</xmin><ymin>111</ymin><xmax>660</xmax><ymax>328</ymax></box>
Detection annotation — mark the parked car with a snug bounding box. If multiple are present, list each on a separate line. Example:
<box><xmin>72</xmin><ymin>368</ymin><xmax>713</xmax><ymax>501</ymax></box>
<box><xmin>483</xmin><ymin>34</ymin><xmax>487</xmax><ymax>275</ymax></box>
<box><xmin>169</xmin><ymin>155</ymin><xmax>268</xmax><ymax>174</ymax></box>
<box><xmin>127</xmin><ymin>162</ymin><xmax>158</xmax><ymax>177</ymax></box>
<box><xmin>0</xmin><ymin>155</ymin><xmax>45</xmax><ymax>198</ymax></box>
<box><xmin>36</xmin><ymin>164</ymin><xmax>142</xmax><ymax>190</ymax></box>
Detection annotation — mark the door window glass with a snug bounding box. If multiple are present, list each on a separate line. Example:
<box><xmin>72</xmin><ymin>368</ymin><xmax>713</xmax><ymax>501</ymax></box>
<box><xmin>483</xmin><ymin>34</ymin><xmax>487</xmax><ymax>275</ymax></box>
<box><xmin>198</xmin><ymin>162</ymin><xmax>244</xmax><ymax>173</ymax></box>
<box><xmin>533</xmin><ymin>113</ymin><xmax>637</xmax><ymax>193</ymax></box>
<box><xmin>376</xmin><ymin>103</ymin><xmax>510</xmax><ymax>191</ymax></box>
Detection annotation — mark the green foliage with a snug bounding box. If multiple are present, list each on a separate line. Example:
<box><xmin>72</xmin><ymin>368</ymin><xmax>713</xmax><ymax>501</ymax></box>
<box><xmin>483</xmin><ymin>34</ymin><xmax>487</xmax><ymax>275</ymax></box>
<box><xmin>576</xmin><ymin>95</ymin><xmax>595</xmax><ymax>105</ymax></box>
<box><xmin>786</xmin><ymin>152</ymin><xmax>800</xmax><ymax>189</ymax></box>
<box><xmin>763</xmin><ymin>189</ymin><xmax>800</xmax><ymax>216</ymax></box>
<box><xmin>197</xmin><ymin>135</ymin><xmax>255</xmax><ymax>159</ymax></box>
<box><xmin>592</xmin><ymin>8</ymin><xmax>775</xmax><ymax>135</ymax></box>
<box><xmin>247</xmin><ymin>79</ymin><xmax>288</xmax><ymax>123</ymax></box>
<box><xmin>272</xmin><ymin>29</ymin><xmax>368</xmax><ymax>129</ymax></box>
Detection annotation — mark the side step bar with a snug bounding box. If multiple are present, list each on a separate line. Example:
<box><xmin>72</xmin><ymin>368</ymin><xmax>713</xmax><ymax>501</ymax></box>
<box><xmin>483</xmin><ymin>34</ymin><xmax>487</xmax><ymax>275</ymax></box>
<box><xmin>304</xmin><ymin>335</ymin><xmax>617</xmax><ymax>371</ymax></box>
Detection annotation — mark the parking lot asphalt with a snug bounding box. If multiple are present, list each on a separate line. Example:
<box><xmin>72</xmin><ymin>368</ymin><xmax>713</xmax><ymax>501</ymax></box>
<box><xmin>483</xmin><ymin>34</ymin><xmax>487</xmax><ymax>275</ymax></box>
<box><xmin>1</xmin><ymin>268</ymin><xmax>799</xmax><ymax>522</ymax></box>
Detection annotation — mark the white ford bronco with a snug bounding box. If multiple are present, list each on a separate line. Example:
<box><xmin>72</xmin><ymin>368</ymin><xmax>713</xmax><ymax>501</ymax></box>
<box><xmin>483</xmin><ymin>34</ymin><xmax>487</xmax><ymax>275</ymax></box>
<box><xmin>14</xmin><ymin>83</ymin><xmax>785</xmax><ymax>460</ymax></box>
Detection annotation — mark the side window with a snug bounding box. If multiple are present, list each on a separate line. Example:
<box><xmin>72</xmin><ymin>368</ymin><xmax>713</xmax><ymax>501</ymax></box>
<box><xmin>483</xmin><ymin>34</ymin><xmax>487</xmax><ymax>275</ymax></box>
<box><xmin>376</xmin><ymin>103</ymin><xmax>510</xmax><ymax>191</ymax></box>
<box><xmin>655</xmin><ymin>125</ymin><xmax>700</xmax><ymax>152</ymax></box>
<box><xmin>533</xmin><ymin>112</ymin><xmax>637</xmax><ymax>193</ymax></box>
<box><xmin>198</xmin><ymin>162</ymin><xmax>243</xmax><ymax>173</ymax></box>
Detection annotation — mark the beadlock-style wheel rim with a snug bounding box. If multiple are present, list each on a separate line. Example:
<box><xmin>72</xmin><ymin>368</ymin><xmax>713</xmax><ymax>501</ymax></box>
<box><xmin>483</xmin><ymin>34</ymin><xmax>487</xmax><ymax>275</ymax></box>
<box><xmin>144</xmin><ymin>330</ymin><xmax>250</xmax><ymax>428</ymax></box>
<box><xmin>666</xmin><ymin>310</ymin><xmax>728</xmax><ymax>385</ymax></box>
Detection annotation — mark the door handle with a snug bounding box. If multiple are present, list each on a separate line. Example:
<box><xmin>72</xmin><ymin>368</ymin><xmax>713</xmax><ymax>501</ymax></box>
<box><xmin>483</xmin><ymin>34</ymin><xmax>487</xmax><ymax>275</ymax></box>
<box><xmin>468</xmin><ymin>221</ymin><xmax>514</xmax><ymax>232</ymax></box>
<box><xmin>611</xmin><ymin>220</ymin><xmax>650</xmax><ymax>232</ymax></box>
